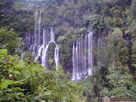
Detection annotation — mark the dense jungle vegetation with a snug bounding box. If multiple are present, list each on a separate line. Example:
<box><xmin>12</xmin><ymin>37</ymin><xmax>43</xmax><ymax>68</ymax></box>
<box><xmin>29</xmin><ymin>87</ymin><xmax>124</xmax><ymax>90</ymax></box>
<box><xmin>0</xmin><ymin>0</ymin><xmax>136</xmax><ymax>102</ymax></box>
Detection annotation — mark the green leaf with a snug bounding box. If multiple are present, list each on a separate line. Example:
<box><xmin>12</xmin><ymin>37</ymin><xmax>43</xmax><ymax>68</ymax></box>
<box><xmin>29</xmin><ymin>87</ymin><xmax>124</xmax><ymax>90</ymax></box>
<box><xmin>40</xmin><ymin>100</ymin><xmax>47</xmax><ymax>102</ymax></box>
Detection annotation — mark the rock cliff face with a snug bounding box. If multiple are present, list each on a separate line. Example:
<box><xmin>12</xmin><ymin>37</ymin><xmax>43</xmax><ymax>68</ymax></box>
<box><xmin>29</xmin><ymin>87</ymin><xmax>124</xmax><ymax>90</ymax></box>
<box><xmin>22</xmin><ymin>9</ymin><xmax>110</xmax><ymax>81</ymax></box>
<box><xmin>20</xmin><ymin>0</ymin><xmax>135</xmax><ymax>80</ymax></box>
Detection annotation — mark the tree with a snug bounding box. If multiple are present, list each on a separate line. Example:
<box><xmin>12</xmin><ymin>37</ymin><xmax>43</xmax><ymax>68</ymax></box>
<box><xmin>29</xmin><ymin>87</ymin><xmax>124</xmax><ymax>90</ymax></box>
<box><xmin>0</xmin><ymin>27</ymin><xmax>23</xmax><ymax>54</ymax></box>
<box><xmin>0</xmin><ymin>49</ymin><xmax>86</xmax><ymax>102</ymax></box>
<box><xmin>102</xmin><ymin>62</ymin><xmax>136</xmax><ymax>98</ymax></box>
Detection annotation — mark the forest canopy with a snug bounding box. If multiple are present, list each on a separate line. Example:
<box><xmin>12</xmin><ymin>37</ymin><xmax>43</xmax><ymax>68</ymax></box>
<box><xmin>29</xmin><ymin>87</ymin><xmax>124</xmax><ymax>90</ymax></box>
<box><xmin>0</xmin><ymin>0</ymin><xmax>136</xmax><ymax>102</ymax></box>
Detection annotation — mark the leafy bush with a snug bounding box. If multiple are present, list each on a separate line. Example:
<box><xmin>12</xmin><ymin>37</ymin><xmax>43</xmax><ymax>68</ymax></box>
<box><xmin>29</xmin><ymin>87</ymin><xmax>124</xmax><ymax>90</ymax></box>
<box><xmin>0</xmin><ymin>49</ymin><xmax>86</xmax><ymax>102</ymax></box>
<box><xmin>0</xmin><ymin>27</ymin><xmax>23</xmax><ymax>54</ymax></box>
<box><xmin>101</xmin><ymin>62</ymin><xmax>136</xmax><ymax>98</ymax></box>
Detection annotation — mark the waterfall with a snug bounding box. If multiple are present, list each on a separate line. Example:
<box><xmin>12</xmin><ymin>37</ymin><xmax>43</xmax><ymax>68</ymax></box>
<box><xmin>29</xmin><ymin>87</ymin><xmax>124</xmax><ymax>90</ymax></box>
<box><xmin>32</xmin><ymin>10</ymin><xmax>42</xmax><ymax>55</ymax></box>
<box><xmin>41</xmin><ymin>43</ymin><xmax>50</xmax><ymax>67</ymax></box>
<box><xmin>72</xmin><ymin>30</ymin><xmax>93</xmax><ymax>81</ymax></box>
<box><xmin>35</xmin><ymin>27</ymin><xmax>60</xmax><ymax>70</ymax></box>
<box><xmin>88</xmin><ymin>31</ymin><xmax>93</xmax><ymax>75</ymax></box>
<box><xmin>54</xmin><ymin>44</ymin><xmax>59</xmax><ymax>70</ymax></box>
<box><xmin>23</xmin><ymin>10</ymin><xmax>60</xmax><ymax>70</ymax></box>
<box><xmin>38</xmin><ymin>11</ymin><xmax>42</xmax><ymax>46</ymax></box>
<box><xmin>34</xmin><ymin>10</ymin><xmax>38</xmax><ymax>46</ymax></box>
<box><xmin>50</xmin><ymin>27</ymin><xmax>55</xmax><ymax>42</ymax></box>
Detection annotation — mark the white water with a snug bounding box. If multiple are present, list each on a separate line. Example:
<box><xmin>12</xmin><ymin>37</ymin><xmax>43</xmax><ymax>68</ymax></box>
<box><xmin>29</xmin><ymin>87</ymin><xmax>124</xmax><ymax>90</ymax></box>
<box><xmin>54</xmin><ymin>44</ymin><xmax>59</xmax><ymax>70</ymax></box>
<box><xmin>38</xmin><ymin>11</ymin><xmax>42</xmax><ymax>45</ymax></box>
<box><xmin>34</xmin><ymin>10</ymin><xmax>38</xmax><ymax>46</ymax></box>
<box><xmin>22</xmin><ymin>10</ymin><xmax>94</xmax><ymax>80</ymax></box>
<box><xmin>35</xmin><ymin>27</ymin><xmax>60</xmax><ymax>70</ymax></box>
<box><xmin>41</xmin><ymin>43</ymin><xmax>50</xmax><ymax>67</ymax></box>
<box><xmin>23</xmin><ymin>10</ymin><xmax>60</xmax><ymax>70</ymax></box>
<box><xmin>88</xmin><ymin>31</ymin><xmax>93</xmax><ymax>76</ymax></box>
<box><xmin>72</xmin><ymin>30</ymin><xmax>93</xmax><ymax>81</ymax></box>
<box><xmin>50</xmin><ymin>27</ymin><xmax>55</xmax><ymax>42</ymax></box>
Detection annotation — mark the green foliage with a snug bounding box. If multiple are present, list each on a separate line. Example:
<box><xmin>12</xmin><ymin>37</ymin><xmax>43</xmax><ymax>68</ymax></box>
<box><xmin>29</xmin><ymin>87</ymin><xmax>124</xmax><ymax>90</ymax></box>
<box><xmin>0</xmin><ymin>49</ymin><xmax>8</xmax><ymax>55</ymax></box>
<box><xmin>0</xmin><ymin>27</ymin><xmax>23</xmax><ymax>54</ymax></box>
<box><xmin>131</xmin><ymin>0</ymin><xmax>136</xmax><ymax>19</ymax></box>
<box><xmin>80</xmin><ymin>24</ymin><xmax>135</xmax><ymax>100</ymax></box>
<box><xmin>129</xmin><ymin>20</ymin><xmax>136</xmax><ymax>33</ymax></box>
<box><xmin>0</xmin><ymin>0</ymin><xmax>136</xmax><ymax>101</ymax></box>
<box><xmin>0</xmin><ymin>49</ymin><xmax>86</xmax><ymax>102</ymax></box>
<box><xmin>106</xmin><ymin>28</ymin><xmax>128</xmax><ymax>64</ymax></box>
<box><xmin>39</xmin><ymin>70</ymin><xmax>86</xmax><ymax>102</ymax></box>
<box><xmin>101</xmin><ymin>62</ymin><xmax>136</xmax><ymax>98</ymax></box>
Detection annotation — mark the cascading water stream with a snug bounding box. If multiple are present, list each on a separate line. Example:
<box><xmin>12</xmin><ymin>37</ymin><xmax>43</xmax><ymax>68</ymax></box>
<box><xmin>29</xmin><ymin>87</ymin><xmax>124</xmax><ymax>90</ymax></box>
<box><xmin>22</xmin><ymin>9</ymin><xmax>95</xmax><ymax>81</ymax></box>
<box><xmin>35</xmin><ymin>27</ymin><xmax>60</xmax><ymax>70</ymax></box>
<box><xmin>23</xmin><ymin>10</ymin><xmax>60</xmax><ymax>70</ymax></box>
<box><xmin>34</xmin><ymin>10</ymin><xmax>38</xmax><ymax>46</ymax></box>
<box><xmin>41</xmin><ymin>43</ymin><xmax>50</xmax><ymax>66</ymax></box>
<box><xmin>54</xmin><ymin>44</ymin><xmax>59</xmax><ymax>70</ymax></box>
<box><xmin>38</xmin><ymin>11</ymin><xmax>42</xmax><ymax>46</ymax></box>
<box><xmin>50</xmin><ymin>27</ymin><xmax>55</xmax><ymax>42</ymax></box>
<box><xmin>88</xmin><ymin>31</ymin><xmax>93</xmax><ymax>75</ymax></box>
<box><xmin>72</xmin><ymin>30</ymin><xmax>93</xmax><ymax>81</ymax></box>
